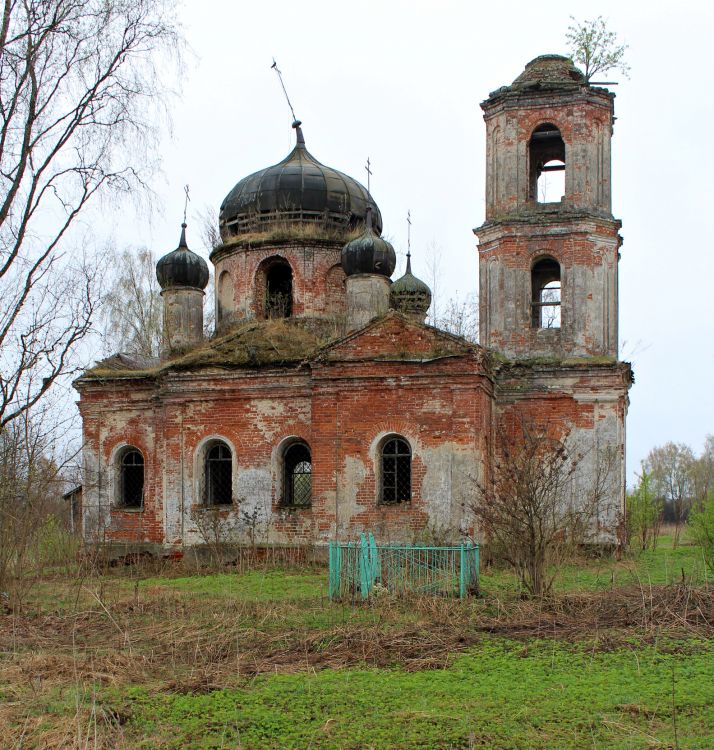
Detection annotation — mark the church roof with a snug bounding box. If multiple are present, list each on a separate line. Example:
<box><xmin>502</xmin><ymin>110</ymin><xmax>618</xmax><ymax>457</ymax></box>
<box><xmin>219</xmin><ymin>122</ymin><xmax>381</xmax><ymax>241</ymax></box>
<box><xmin>77</xmin><ymin>312</ymin><xmax>483</xmax><ymax>382</ymax></box>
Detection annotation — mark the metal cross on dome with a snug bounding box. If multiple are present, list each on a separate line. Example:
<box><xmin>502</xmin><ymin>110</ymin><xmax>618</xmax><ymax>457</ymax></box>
<box><xmin>407</xmin><ymin>209</ymin><xmax>412</xmax><ymax>254</ymax></box>
<box><xmin>183</xmin><ymin>184</ymin><xmax>190</xmax><ymax>224</ymax></box>
<box><xmin>365</xmin><ymin>157</ymin><xmax>372</xmax><ymax>193</ymax></box>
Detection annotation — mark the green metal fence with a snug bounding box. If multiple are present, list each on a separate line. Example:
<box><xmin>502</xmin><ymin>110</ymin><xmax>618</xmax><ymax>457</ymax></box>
<box><xmin>328</xmin><ymin>533</ymin><xmax>479</xmax><ymax>600</ymax></box>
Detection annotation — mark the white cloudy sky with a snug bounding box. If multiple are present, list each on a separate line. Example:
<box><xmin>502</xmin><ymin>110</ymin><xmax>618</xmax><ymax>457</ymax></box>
<box><xmin>119</xmin><ymin>0</ymin><xmax>713</xmax><ymax>482</ymax></box>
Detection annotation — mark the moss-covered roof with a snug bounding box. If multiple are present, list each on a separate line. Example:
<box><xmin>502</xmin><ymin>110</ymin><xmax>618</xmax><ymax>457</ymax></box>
<box><xmin>81</xmin><ymin>319</ymin><xmax>335</xmax><ymax>381</ymax></box>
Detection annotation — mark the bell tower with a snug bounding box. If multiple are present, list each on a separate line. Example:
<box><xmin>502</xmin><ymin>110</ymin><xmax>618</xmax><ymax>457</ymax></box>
<box><xmin>476</xmin><ymin>55</ymin><xmax>622</xmax><ymax>360</ymax></box>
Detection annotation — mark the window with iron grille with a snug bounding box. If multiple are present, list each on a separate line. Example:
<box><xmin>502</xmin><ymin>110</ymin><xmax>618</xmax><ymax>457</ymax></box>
<box><xmin>283</xmin><ymin>442</ymin><xmax>311</xmax><ymax>507</ymax></box>
<box><xmin>120</xmin><ymin>449</ymin><xmax>144</xmax><ymax>508</ymax></box>
<box><xmin>205</xmin><ymin>442</ymin><xmax>232</xmax><ymax>506</ymax></box>
<box><xmin>380</xmin><ymin>437</ymin><xmax>411</xmax><ymax>504</ymax></box>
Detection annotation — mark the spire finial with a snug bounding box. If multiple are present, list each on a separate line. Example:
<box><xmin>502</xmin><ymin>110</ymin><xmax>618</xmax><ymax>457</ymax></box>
<box><xmin>406</xmin><ymin>210</ymin><xmax>412</xmax><ymax>273</ymax></box>
<box><xmin>179</xmin><ymin>221</ymin><xmax>188</xmax><ymax>248</ymax></box>
<box><xmin>292</xmin><ymin>118</ymin><xmax>305</xmax><ymax>147</ymax></box>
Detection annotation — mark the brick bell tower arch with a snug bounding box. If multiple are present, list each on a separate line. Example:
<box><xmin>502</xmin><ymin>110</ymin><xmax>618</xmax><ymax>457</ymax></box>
<box><xmin>476</xmin><ymin>54</ymin><xmax>622</xmax><ymax>360</ymax></box>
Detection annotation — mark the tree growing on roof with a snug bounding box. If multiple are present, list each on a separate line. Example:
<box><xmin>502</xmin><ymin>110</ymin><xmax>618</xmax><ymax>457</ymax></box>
<box><xmin>566</xmin><ymin>16</ymin><xmax>630</xmax><ymax>82</ymax></box>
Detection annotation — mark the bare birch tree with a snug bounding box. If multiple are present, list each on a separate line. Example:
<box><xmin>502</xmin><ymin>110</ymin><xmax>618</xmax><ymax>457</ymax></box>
<box><xmin>101</xmin><ymin>246</ymin><xmax>162</xmax><ymax>358</ymax></box>
<box><xmin>644</xmin><ymin>442</ymin><xmax>694</xmax><ymax>547</ymax></box>
<box><xmin>0</xmin><ymin>0</ymin><xmax>181</xmax><ymax>427</ymax></box>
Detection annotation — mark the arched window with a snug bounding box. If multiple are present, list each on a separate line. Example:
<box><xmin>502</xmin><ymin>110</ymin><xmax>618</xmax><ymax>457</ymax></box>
<box><xmin>283</xmin><ymin>442</ymin><xmax>311</xmax><ymax>507</ymax></box>
<box><xmin>531</xmin><ymin>257</ymin><xmax>561</xmax><ymax>329</ymax></box>
<box><xmin>529</xmin><ymin>124</ymin><xmax>565</xmax><ymax>203</ymax></box>
<box><xmin>205</xmin><ymin>441</ymin><xmax>232</xmax><ymax>506</ymax></box>
<box><xmin>265</xmin><ymin>261</ymin><xmax>292</xmax><ymax>318</ymax></box>
<box><xmin>380</xmin><ymin>437</ymin><xmax>411</xmax><ymax>504</ymax></box>
<box><xmin>119</xmin><ymin>448</ymin><xmax>144</xmax><ymax>508</ymax></box>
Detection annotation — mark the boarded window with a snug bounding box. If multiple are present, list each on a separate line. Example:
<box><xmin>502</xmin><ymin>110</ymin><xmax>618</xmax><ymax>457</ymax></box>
<box><xmin>380</xmin><ymin>437</ymin><xmax>411</xmax><ymax>504</ymax></box>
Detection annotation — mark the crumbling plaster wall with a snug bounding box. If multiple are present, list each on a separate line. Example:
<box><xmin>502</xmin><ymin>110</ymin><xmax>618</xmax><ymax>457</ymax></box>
<box><xmin>494</xmin><ymin>363</ymin><xmax>630</xmax><ymax>541</ymax></box>
<box><xmin>77</xmin><ymin>345</ymin><xmax>493</xmax><ymax>552</ymax></box>
<box><xmin>478</xmin><ymin>217</ymin><xmax>620</xmax><ymax>358</ymax></box>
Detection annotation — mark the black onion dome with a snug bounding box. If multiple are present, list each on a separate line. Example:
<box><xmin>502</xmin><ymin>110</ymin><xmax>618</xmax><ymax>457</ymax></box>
<box><xmin>219</xmin><ymin>121</ymin><xmax>382</xmax><ymax>240</ymax></box>
<box><xmin>156</xmin><ymin>224</ymin><xmax>209</xmax><ymax>290</ymax></box>
<box><xmin>341</xmin><ymin>207</ymin><xmax>396</xmax><ymax>277</ymax></box>
<box><xmin>390</xmin><ymin>253</ymin><xmax>432</xmax><ymax>315</ymax></box>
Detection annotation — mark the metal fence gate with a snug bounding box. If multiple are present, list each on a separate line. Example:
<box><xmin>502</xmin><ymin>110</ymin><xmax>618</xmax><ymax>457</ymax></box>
<box><xmin>328</xmin><ymin>533</ymin><xmax>479</xmax><ymax>600</ymax></box>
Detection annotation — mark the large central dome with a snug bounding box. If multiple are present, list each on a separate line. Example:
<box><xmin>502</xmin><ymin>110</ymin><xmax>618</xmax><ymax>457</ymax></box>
<box><xmin>219</xmin><ymin>122</ymin><xmax>382</xmax><ymax>241</ymax></box>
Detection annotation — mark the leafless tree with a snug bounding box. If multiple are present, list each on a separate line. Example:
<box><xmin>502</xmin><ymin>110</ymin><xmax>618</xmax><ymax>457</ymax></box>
<box><xmin>566</xmin><ymin>16</ymin><xmax>630</xmax><ymax>82</ymax></box>
<box><xmin>0</xmin><ymin>399</ymin><xmax>80</xmax><ymax>607</ymax></box>
<box><xmin>432</xmin><ymin>294</ymin><xmax>479</xmax><ymax>342</ymax></box>
<box><xmin>690</xmin><ymin>435</ymin><xmax>714</xmax><ymax>511</ymax></box>
<box><xmin>101</xmin><ymin>245</ymin><xmax>162</xmax><ymax>358</ymax></box>
<box><xmin>0</xmin><ymin>0</ymin><xmax>181</xmax><ymax>427</ymax></box>
<box><xmin>471</xmin><ymin>420</ymin><xmax>610</xmax><ymax>597</ymax></box>
<box><xmin>644</xmin><ymin>442</ymin><xmax>694</xmax><ymax>547</ymax></box>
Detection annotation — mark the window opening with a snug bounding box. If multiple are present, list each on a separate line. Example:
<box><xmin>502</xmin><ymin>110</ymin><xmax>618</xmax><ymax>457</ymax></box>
<box><xmin>529</xmin><ymin>124</ymin><xmax>565</xmax><ymax>203</ymax></box>
<box><xmin>120</xmin><ymin>449</ymin><xmax>144</xmax><ymax>508</ymax></box>
<box><xmin>381</xmin><ymin>437</ymin><xmax>411</xmax><ymax>504</ymax></box>
<box><xmin>531</xmin><ymin>258</ymin><xmax>561</xmax><ymax>329</ymax></box>
<box><xmin>283</xmin><ymin>442</ymin><xmax>311</xmax><ymax>507</ymax></box>
<box><xmin>205</xmin><ymin>442</ymin><xmax>232</xmax><ymax>505</ymax></box>
<box><xmin>265</xmin><ymin>262</ymin><xmax>293</xmax><ymax>318</ymax></box>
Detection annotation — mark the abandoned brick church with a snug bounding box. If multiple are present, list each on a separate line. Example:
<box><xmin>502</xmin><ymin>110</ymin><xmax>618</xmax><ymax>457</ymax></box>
<box><xmin>75</xmin><ymin>55</ymin><xmax>632</xmax><ymax>554</ymax></box>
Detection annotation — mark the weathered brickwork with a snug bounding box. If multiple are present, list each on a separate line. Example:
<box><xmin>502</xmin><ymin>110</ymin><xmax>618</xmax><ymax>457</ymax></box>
<box><xmin>78</xmin><ymin>315</ymin><xmax>494</xmax><ymax>550</ymax></box>
<box><xmin>211</xmin><ymin>238</ymin><xmax>346</xmax><ymax>326</ymax></box>
<box><xmin>76</xmin><ymin>54</ymin><xmax>632</xmax><ymax>554</ymax></box>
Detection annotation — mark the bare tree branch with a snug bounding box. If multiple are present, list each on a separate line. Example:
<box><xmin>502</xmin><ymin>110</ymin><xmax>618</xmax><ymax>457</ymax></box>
<box><xmin>0</xmin><ymin>0</ymin><xmax>182</xmax><ymax>426</ymax></box>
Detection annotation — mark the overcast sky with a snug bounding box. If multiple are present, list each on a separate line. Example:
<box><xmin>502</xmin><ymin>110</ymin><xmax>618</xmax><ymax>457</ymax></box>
<box><xmin>116</xmin><ymin>0</ymin><xmax>713</xmax><ymax>483</ymax></box>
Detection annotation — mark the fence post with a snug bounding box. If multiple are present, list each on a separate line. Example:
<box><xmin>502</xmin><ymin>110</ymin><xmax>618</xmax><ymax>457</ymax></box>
<box><xmin>368</xmin><ymin>532</ymin><xmax>380</xmax><ymax>584</ymax></box>
<box><xmin>359</xmin><ymin>532</ymin><xmax>371</xmax><ymax>599</ymax></box>
<box><xmin>474</xmin><ymin>544</ymin><xmax>480</xmax><ymax>594</ymax></box>
<box><xmin>328</xmin><ymin>541</ymin><xmax>336</xmax><ymax>600</ymax></box>
<box><xmin>459</xmin><ymin>544</ymin><xmax>466</xmax><ymax>599</ymax></box>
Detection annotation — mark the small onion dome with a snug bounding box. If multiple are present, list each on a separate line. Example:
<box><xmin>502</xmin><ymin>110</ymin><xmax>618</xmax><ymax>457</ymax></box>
<box><xmin>219</xmin><ymin>121</ymin><xmax>381</xmax><ymax>240</ymax></box>
<box><xmin>156</xmin><ymin>223</ymin><xmax>209</xmax><ymax>290</ymax></box>
<box><xmin>390</xmin><ymin>252</ymin><xmax>432</xmax><ymax>316</ymax></box>
<box><xmin>340</xmin><ymin>207</ymin><xmax>396</xmax><ymax>277</ymax></box>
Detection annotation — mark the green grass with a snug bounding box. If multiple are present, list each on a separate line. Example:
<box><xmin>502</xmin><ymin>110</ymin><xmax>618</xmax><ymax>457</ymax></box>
<box><xmin>110</xmin><ymin>638</ymin><xmax>714</xmax><ymax>749</ymax></box>
<box><xmin>139</xmin><ymin>569</ymin><xmax>325</xmax><ymax>601</ymax></box>
<box><xmin>479</xmin><ymin>532</ymin><xmax>709</xmax><ymax>597</ymax></box>
<box><xmin>5</xmin><ymin>534</ymin><xmax>714</xmax><ymax>748</ymax></box>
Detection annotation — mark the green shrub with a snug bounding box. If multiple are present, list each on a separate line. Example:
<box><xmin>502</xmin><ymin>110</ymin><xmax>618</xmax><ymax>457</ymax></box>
<box><xmin>689</xmin><ymin>489</ymin><xmax>714</xmax><ymax>573</ymax></box>
<box><xmin>626</xmin><ymin>469</ymin><xmax>662</xmax><ymax>551</ymax></box>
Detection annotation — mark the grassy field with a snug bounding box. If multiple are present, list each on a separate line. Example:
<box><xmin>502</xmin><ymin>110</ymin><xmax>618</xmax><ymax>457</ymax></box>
<box><xmin>1</xmin><ymin>533</ymin><xmax>713</xmax><ymax>749</ymax></box>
